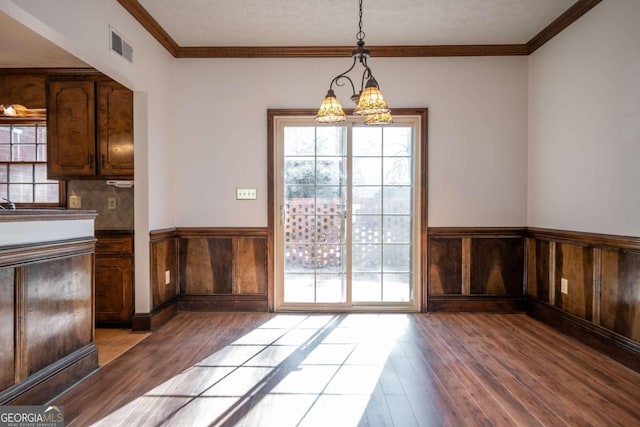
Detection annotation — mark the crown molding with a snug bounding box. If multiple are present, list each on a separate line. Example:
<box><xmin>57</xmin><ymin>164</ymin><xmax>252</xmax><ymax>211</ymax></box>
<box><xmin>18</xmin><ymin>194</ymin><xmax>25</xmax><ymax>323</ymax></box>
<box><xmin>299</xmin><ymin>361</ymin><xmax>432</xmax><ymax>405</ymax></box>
<box><xmin>176</xmin><ymin>44</ymin><xmax>528</xmax><ymax>58</ymax></box>
<box><xmin>527</xmin><ymin>0</ymin><xmax>602</xmax><ymax>54</ymax></box>
<box><xmin>117</xmin><ymin>0</ymin><xmax>601</xmax><ymax>58</ymax></box>
<box><xmin>116</xmin><ymin>0</ymin><xmax>179</xmax><ymax>56</ymax></box>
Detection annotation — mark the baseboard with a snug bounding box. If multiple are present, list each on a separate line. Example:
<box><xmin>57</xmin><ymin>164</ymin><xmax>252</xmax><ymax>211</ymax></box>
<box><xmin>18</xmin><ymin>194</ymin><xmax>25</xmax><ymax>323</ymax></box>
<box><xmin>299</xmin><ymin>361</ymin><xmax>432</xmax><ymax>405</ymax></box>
<box><xmin>131</xmin><ymin>297</ymin><xmax>178</xmax><ymax>332</ymax></box>
<box><xmin>96</xmin><ymin>320</ymin><xmax>132</xmax><ymax>328</ymax></box>
<box><xmin>178</xmin><ymin>295</ymin><xmax>268</xmax><ymax>312</ymax></box>
<box><xmin>526</xmin><ymin>298</ymin><xmax>640</xmax><ymax>373</ymax></box>
<box><xmin>1</xmin><ymin>344</ymin><xmax>98</xmax><ymax>405</ymax></box>
<box><xmin>427</xmin><ymin>295</ymin><xmax>524</xmax><ymax>312</ymax></box>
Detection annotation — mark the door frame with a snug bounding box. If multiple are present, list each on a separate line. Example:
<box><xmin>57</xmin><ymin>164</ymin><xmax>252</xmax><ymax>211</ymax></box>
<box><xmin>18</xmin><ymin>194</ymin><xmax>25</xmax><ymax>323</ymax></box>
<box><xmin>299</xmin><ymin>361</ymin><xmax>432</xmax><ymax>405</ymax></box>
<box><xmin>267</xmin><ymin>108</ymin><xmax>428</xmax><ymax>312</ymax></box>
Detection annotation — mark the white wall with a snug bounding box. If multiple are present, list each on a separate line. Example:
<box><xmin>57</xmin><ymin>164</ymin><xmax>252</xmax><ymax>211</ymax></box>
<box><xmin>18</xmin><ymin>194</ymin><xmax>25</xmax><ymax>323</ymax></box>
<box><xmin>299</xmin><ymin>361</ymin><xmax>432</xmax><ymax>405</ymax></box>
<box><xmin>1</xmin><ymin>0</ymin><xmax>176</xmax><ymax>312</ymax></box>
<box><xmin>528</xmin><ymin>0</ymin><xmax>640</xmax><ymax>236</ymax></box>
<box><xmin>173</xmin><ymin>56</ymin><xmax>529</xmax><ymax>227</ymax></box>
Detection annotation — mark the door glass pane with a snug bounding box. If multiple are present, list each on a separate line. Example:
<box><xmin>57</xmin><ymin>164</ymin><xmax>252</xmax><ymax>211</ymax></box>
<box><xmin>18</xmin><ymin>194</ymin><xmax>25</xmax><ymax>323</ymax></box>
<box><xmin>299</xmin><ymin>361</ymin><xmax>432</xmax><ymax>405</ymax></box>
<box><xmin>383</xmin><ymin>273</ymin><xmax>411</xmax><ymax>302</ymax></box>
<box><xmin>284</xmin><ymin>127</ymin><xmax>315</xmax><ymax>155</ymax></box>
<box><xmin>383</xmin><ymin>216</ymin><xmax>411</xmax><ymax>244</ymax></box>
<box><xmin>280</xmin><ymin>123</ymin><xmax>415</xmax><ymax>308</ymax></box>
<box><xmin>283</xmin><ymin>126</ymin><xmax>346</xmax><ymax>304</ymax></box>
<box><xmin>353</xmin><ymin>127</ymin><xmax>382</xmax><ymax>156</ymax></box>
<box><xmin>352</xmin><ymin>126</ymin><xmax>414</xmax><ymax>303</ymax></box>
<box><xmin>383</xmin><ymin>245</ymin><xmax>411</xmax><ymax>272</ymax></box>
<box><xmin>353</xmin><ymin>244</ymin><xmax>381</xmax><ymax>272</ymax></box>
<box><xmin>383</xmin><ymin>157</ymin><xmax>411</xmax><ymax>185</ymax></box>
<box><xmin>352</xmin><ymin>216</ymin><xmax>382</xmax><ymax>243</ymax></box>
<box><xmin>353</xmin><ymin>158</ymin><xmax>381</xmax><ymax>185</ymax></box>
<box><xmin>383</xmin><ymin>127</ymin><xmax>412</xmax><ymax>156</ymax></box>
<box><xmin>353</xmin><ymin>186</ymin><xmax>381</xmax><ymax>214</ymax></box>
<box><xmin>383</xmin><ymin>187</ymin><xmax>411</xmax><ymax>214</ymax></box>
<box><xmin>352</xmin><ymin>273</ymin><xmax>382</xmax><ymax>302</ymax></box>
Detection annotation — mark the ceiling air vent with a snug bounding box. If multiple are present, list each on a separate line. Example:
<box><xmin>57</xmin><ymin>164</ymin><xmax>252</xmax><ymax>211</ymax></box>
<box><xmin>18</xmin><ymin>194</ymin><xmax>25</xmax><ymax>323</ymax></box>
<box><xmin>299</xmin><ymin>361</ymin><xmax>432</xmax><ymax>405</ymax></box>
<box><xmin>110</xmin><ymin>27</ymin><xmax>133</xmax><ymax>63</ymax></box>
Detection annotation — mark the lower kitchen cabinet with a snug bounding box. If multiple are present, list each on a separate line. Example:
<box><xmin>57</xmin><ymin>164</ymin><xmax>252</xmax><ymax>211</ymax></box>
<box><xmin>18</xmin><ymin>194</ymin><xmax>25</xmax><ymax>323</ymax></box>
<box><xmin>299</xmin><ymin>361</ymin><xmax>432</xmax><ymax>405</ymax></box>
<box><xmin>95</xmin><ymin>234</ymin><xmax>133</xmax><ymax>326</ymax></box>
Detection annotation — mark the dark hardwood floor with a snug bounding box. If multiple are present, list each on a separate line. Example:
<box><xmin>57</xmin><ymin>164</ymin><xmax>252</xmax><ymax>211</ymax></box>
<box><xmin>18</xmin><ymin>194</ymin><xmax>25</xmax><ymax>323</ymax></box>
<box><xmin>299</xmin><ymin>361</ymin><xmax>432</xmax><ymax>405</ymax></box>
<box><xmin>54</xmin><ymin>312</ymin><xmax>640</xmax><ymax>426</ymax></box>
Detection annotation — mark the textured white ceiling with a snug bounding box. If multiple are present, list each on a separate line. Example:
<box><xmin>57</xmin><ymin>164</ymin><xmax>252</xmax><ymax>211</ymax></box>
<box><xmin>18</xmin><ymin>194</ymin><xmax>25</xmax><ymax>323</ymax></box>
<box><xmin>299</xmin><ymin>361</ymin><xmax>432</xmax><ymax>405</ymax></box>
<box><xmin>139</xmin><ymin>0</ymin><xmax>577</xmax><ymax>46</ymax></box>
<box><xmin>0</xmin><ymin>12</ymin><xmax>87</xmax><ymax>68</ymax></box>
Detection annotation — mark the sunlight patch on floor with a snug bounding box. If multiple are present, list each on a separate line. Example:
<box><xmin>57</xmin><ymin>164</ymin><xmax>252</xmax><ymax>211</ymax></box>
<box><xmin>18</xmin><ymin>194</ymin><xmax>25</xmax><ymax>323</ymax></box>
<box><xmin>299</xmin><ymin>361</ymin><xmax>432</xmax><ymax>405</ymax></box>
<box><xmin>91</xmin><ymin>314</ymin><xmax>409</xmax><ymax>426</ymax></box>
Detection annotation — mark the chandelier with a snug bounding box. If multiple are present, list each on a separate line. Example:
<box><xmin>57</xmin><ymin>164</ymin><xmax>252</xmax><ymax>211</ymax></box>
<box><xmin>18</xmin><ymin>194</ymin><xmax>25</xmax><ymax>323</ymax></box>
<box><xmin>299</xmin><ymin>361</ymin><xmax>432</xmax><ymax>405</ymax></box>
<box><xmin>315</xmin><ymin>0</ymin><xmax>393</xmax><ymax>126</ymax></box>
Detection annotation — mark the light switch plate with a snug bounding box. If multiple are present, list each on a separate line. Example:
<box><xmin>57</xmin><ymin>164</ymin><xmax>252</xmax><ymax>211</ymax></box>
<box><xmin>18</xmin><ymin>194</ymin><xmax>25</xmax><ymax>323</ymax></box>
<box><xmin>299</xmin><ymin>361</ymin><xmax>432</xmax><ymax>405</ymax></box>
<box><xmin>165</xmin><ymin>270</ymin><xmax>171</xmax><ymax>285</ymax></box>
<box><xmin>108</xmin><ymin>197</ymin><xmax>117</xmax><ymax>209</ymax></box>
<box><xmin>236</xmin><ymin>188</ymin><xmax>257</xmax><ymax>200</ymax></box>
<box><xmin>69</xmin><ymin>195</ymin><xmax>81</xmax><ymax>209</ymax></box>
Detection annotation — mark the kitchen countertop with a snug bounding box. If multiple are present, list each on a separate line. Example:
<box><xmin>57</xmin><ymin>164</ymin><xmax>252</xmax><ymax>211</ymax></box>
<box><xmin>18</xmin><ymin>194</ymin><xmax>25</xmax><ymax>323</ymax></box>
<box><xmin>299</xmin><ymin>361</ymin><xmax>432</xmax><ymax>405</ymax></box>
<box><xmin>0</xmin><ymin>209</ymin><xmax>97</xmax><ymax>221</ymax></box>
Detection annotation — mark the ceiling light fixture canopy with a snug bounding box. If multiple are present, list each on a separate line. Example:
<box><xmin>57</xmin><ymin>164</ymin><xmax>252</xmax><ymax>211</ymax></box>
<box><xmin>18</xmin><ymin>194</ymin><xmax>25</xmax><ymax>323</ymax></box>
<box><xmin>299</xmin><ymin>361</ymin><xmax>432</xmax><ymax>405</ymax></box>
<box><xmin>315</xmin><ymin>0</ymin><xmax>392</xmax><ymax>126</ymax></box>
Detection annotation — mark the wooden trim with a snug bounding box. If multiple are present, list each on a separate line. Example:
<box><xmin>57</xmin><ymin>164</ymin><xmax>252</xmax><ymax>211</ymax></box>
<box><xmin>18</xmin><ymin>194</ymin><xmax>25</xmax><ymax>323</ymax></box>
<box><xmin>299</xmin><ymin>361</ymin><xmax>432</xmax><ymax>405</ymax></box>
<box><xmin>267</xmin><ymin>108</ymin><xmax>428</xmax><ymax>313</ymax></box>
<box><xmin>592</xmin><ymin>248</ymin><xmax>602</xmax><ymax>326</ymax></box>
<box><xmin>13</xmin><ymin>267</ymin><xmax>28</xmax><ymax>383</ymax></box>
<box><xmin>527</xmin><ymin>227</ymin><xmax>640</xmax><ymax>252</ymax></box>
<box><xmin>175</xmin><ymin>227</ymin><xmax>268</xmax><ymax>238</ymax></box>
<box><xmin>527</xmin><ymin>0</ymin><xmax>602</xmax><ymax>54</ymax></box>
<box><xmin>0</xmin><ymin>237</ymin><xmax>96</xmax><ymax>268</ymax></box>
<box><xmin>427</xmin><ymin>295</ymin><xmax>524</xmax><ymax>313</ymax></box>
<box><xmin>267</xmin><ymin>111</ymin><xmax>276</xmax><ymax>311</ymax></box>
<box><xmin>131</xmin><ymin>297</ymin><xmax>178</xmax><ymax>332</ymax></box>
<box><xmin>428</xmin><ymin>227</ymin><xmax>526</xmax><ymax>237</ymax></box>
<box><xmin>176</xmin><ymin>44</ymin><xmax>529</xmax><ymax>58</ymax></box>
<box><xmin>116</xmin><ymin>0</ymin><xmax>600</xmax><ymax>58</ymax></box>
<box><xmin>526</xmin><ymin>298</ymin><xmax>640</xmax><ymax>373</ymax></box>
<box><xmin>549</xmin><ymin>241</ymin><xmax>556</xmax><ymax>306</ymax></box>
<box><xmin>149</xmin><ymin>227</ymin><xmax>178</xmax><ymax>242</ymax></box>
<box><xmin>0</xmin><ymin>68</ymin><xmax>97</xmax><ymax>76</ymax></box>
<box><xmin>461</xmin><ymin>238</ymin><xmax>471</xmax><ymax>295</ymax></box>
<box><xmin>116</xmin><ymin>0</ymin><xmax>179</xmax><ymax>56</ymax></box>
<box><xmin>0</xmin><ymin>210</ymin><xmax>97</xmax><ymax>222</ymax></box>
<box><xmin>0</xmin><ymin>344</ymin><xmax>98</xmax><ymax>405</ymax></box>
<box><xmin>178</xmin><ymin>294</ymin><xmax>269</xmax><ymax>312</ymax></box>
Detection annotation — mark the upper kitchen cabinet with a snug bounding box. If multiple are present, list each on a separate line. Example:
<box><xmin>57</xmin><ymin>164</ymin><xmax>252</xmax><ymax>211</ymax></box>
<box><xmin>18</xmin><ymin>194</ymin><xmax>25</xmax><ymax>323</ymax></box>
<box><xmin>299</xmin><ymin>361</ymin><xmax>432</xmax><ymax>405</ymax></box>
<box><xmin>47</xmin><ymin>76</ymin><xmax>133</xmax><ymax>180</ymax></box>
<box><xmin>47</xmin><ymin>78</ymin><xmax>96</xmax><ymax>177</ymax></box>
<box><xmin>97</xmin><ymin>81</ymin><xmax>134</xmax><ymax>177</ymax></box>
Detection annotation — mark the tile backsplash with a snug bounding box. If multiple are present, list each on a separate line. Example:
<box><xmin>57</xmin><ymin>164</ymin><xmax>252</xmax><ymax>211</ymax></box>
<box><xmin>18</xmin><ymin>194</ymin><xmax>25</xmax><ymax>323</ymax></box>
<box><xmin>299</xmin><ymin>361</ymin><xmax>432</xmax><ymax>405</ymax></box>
<box><xmin>68</xmin><ymin>180</ymin><xmax>134</xmax><ymax>230</ymax></box>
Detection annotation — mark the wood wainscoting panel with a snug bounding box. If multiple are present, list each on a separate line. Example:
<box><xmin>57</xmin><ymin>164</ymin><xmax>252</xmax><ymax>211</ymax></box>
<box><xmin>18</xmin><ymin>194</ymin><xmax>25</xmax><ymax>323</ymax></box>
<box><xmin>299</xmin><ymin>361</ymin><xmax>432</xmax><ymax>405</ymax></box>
<box><xmin>526</xmin><ymin>238</ymin><xmax>550</xmax><ymax>302</ymax></box>
<box><xmin>428</xmin><ymin>238</ymin><xmax>462</xmax><ymax>295</ymax></box>
<box><xmin>470</xmin><ymin>238</ymin><xmax>524</xmax><ymax>295</ymax></box>
<box><xmin>151</xmin><ymin>237</ymin><xmax>179</xmax><ymax>308</ymax></box>
<box><xmin>26</xmin><ymin>254</ymin><xmax>93</xmax><ymax>375</ymax></box>
<box><xmin>233</xmin><ymin>238</ymin><xmax>267</xmax><ymax>295</ymax></box>
<box><xmin>179</xmin><ymin>238</ymin><xmax>233</xmax><ymax>294</ymax></box>
<box><xmin>601</xmin><ymin>249</ymin><xmax>640</xmax><ymax>342</ymax></box>
<box><xmin>554</xmin><ymin>243</ymin><xmax>593</xmax><ymax>321</ymax></box>
<box><xmin>0</xmin><ymin>267</ymin><xmax>14</xmax><ymax>390</ymax></box>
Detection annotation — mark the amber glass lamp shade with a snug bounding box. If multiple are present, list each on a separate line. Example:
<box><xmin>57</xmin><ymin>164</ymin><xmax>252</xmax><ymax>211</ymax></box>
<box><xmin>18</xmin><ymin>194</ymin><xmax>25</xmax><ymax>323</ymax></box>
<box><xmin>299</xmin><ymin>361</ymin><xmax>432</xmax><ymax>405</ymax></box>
<box><xmin>354</xmin><ymin>78</ymin><xmax>389</xmax><ymax>116</ymax></box>
<box><xmin>315</xmin><ymin>90</ymin><xmax>347</xmax><ymax>123</ymax></box>
<box><xmin>365</xmin><ymin>111</ymin><xmax>393</xmax><ymax>126</ymax></box>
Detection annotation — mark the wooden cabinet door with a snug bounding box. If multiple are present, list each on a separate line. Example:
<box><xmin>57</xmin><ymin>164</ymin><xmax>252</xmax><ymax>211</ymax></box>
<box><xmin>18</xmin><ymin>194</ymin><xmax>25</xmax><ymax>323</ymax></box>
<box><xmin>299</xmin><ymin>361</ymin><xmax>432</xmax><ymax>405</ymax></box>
<box><xmin>97</xmin><ymin>81</ymin><xmax>134</xmax><ymax>177</ymax></box>
<box><xmin>95</xmin><ymin>256</ymin><xmax>133</xmax><ymax>322</ymax></box>
<box><xmin>47</xmin><ymin>79</ymin><xmax>96</xmax><ymax>178</ymax></box>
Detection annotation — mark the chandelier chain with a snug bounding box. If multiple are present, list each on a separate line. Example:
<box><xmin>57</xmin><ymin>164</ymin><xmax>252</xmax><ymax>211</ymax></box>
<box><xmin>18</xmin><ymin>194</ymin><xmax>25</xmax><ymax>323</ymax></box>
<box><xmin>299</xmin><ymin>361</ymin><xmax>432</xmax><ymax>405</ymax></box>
<box><xmin>356</xmin><ymin>0</ymin><xmax>365</xmax><ymax>43</ymax></box>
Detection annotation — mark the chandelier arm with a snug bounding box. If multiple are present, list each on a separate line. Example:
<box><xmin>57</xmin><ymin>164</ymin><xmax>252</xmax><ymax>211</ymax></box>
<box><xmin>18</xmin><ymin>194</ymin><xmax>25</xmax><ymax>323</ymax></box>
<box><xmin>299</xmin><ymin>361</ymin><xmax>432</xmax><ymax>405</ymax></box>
<box><xmin>329</xmin><ymin>57</ymin><xmax>358</xmax><ymax>97</ymax></box>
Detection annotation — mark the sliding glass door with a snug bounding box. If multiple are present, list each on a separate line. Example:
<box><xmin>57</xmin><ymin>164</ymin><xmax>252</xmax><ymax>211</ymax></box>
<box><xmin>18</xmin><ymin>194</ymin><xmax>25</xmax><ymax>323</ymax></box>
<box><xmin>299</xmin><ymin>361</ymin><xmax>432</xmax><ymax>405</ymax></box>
<box><xmin>274</xmin><ymin>116</ymin><xmax>421</xmax><ymax>311</ymax></box>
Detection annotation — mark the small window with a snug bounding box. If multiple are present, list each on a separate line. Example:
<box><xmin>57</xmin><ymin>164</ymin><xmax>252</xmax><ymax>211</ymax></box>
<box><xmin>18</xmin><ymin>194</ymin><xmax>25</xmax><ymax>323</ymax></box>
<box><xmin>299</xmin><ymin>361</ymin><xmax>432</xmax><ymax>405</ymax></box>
<box><xmin>0</xmin><ymin>123</ymin><xmax>64</xmax><ymax>207</ymax></box>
